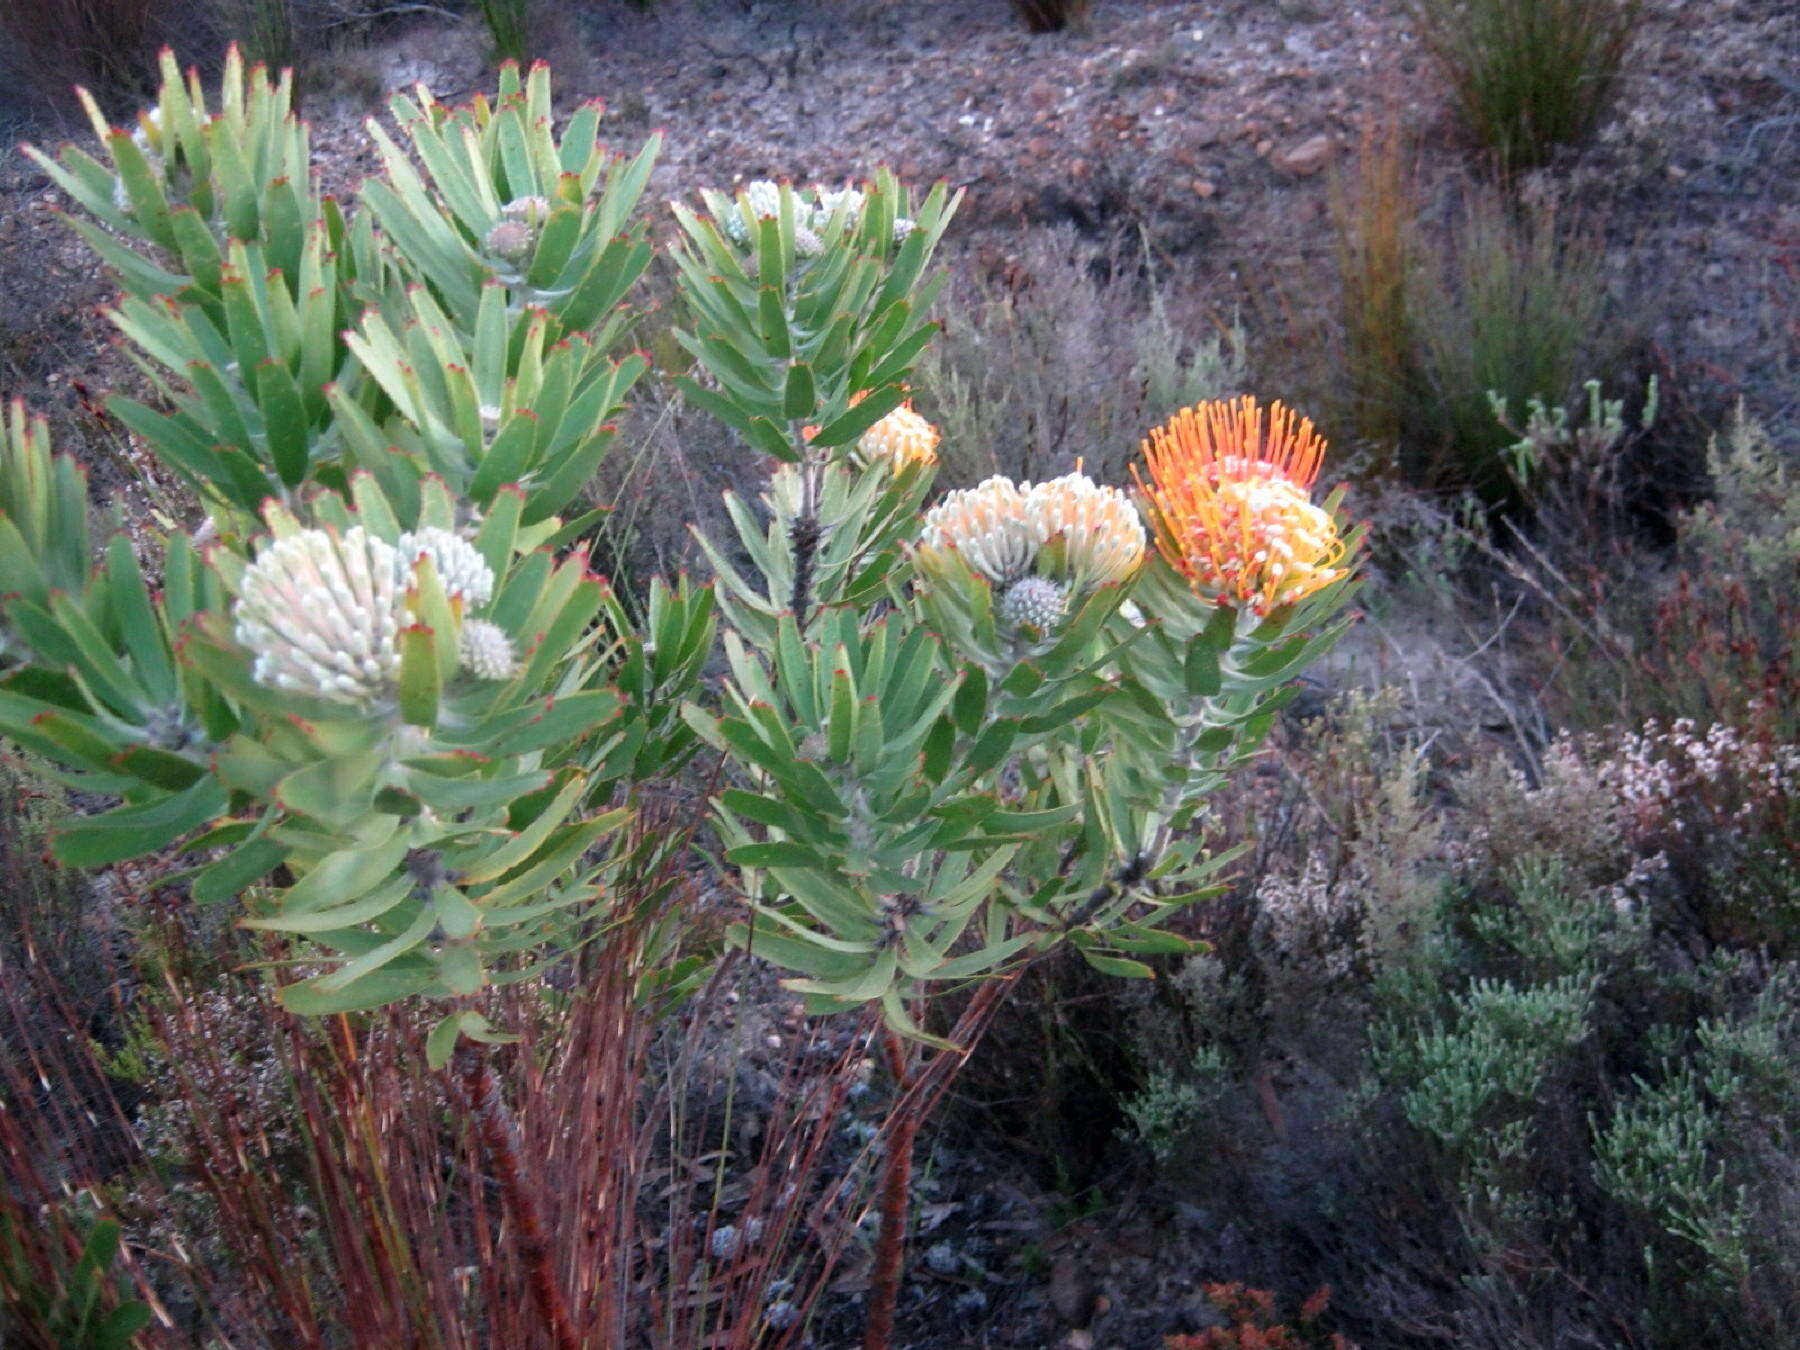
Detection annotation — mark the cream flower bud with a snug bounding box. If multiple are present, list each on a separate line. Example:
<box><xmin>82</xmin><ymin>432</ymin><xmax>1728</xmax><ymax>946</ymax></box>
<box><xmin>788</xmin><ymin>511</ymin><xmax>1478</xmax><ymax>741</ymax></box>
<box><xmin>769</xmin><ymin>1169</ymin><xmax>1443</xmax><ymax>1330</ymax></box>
<box><xmin>794</xmin><ymin>225</ymin><xmax>825</xmax><ymax>258</ymax></box>
<box><xmin>234</xmin><ymin>527</ymin><xmax>406</xmax><ymax>705</ymax></box>
<box><xmin>484</xmin><ymin>220</ymin><xmax>535</xmax><ymax>267</ymax></box>
<box><xmin>501</xmin><ymin>195</ymin><xmax>552</xmax><ymax>226</ymax></box>
<box><xmin>458</xmin><ymin>619</ymin><xmax>517</xmax><ymax>680</ymax></box>
<box><xmin>398</xmin><ymin>527</ymin><xmax>494</xmax><ymax>609</ymax></box>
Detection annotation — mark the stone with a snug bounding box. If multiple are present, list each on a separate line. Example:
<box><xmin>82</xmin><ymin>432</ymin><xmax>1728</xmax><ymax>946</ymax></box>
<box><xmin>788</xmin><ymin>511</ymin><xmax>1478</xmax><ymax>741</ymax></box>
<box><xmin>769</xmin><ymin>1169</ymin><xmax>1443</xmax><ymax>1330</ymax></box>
<box><xmin>1274</xmin><ymin>133</ymin><xmax>1334</xmax><ymax>175</ymax></box>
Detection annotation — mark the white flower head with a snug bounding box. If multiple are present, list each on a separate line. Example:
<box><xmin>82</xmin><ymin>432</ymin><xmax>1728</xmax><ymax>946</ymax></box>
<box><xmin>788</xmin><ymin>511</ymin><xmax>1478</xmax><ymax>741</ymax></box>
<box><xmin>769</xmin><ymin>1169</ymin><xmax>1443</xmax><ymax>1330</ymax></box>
<box><xmin>810</xmin><ymin>184</ymin><xmax>865</xmax><ymax>226</ymax></box>
<box><xmin>917</xmin><ymin>477</ymin><xmax>1038</xmax><ymax>585</ymax></box>
<box><xmin>234</xmin><ymin>527</ymin><xmax>407</xmax><ymax>705</ymax></box>
<box><xmin>724</xmin><ymin>180</ymin><xmax>784</xmax><ymax>243</ymax></box>
<box><xmin>1022</xmin><ymin>471</ymin><xmax>1146</xmax><ymax>588</ymax></box>
<box><xmin>398</xmin><ymin>527</ymin><xmax>494</xmax><ymax>609</ymax></box>
<box><xmin>917</xmin><ymin>470</ymin><xmax>1145</xmax><ymax>594</ymax></box>
<box><xmin>793</xmin><ymin>224</ymin><xmax>825</xmax><ymax>258</ymax></box>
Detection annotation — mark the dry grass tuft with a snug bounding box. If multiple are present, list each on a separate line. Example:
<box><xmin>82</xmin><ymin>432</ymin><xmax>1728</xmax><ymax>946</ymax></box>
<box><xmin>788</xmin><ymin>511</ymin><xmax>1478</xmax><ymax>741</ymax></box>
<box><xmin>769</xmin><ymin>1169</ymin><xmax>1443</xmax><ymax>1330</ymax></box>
<box><xmin>1330</xmin><ymin>109</ymin><xmax>1419</xmax><ymax>469</ymax></box>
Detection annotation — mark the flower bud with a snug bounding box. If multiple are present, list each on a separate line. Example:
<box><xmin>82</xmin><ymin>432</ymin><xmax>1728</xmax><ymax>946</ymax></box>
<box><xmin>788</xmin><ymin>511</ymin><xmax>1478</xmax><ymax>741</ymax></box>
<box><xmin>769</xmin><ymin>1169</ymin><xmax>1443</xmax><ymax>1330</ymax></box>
<box><xmin>998</xmin><ymin>575</ymin><xmax>1069</xmax><ymax>631</ymax></box>
<box><xmin>458</xmin><ymin>619</ymin><xmax>517</xmax><ymax>680</ymax></box>
<box><xmin>398</xmin><ymin>528</ymin><xmax>495</xmax><ymax>609</ymax></box>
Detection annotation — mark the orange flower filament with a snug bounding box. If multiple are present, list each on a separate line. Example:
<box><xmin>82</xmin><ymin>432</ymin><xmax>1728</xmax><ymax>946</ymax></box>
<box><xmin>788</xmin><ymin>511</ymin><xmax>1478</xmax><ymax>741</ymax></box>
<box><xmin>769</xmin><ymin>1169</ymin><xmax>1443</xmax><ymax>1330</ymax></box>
<box><xmin>1136</xmin><ymin>397</ymin><xmax>1345</xmax><ymax>615</ymax></box>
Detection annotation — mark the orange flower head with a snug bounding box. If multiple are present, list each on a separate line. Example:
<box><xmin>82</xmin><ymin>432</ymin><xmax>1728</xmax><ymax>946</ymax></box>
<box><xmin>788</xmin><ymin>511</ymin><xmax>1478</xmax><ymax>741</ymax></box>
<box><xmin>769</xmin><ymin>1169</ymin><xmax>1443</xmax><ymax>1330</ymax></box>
<box><xmin>1136</xmin><ymin>397</ymin><xmax>1346</xmax><ymax>615</ymax></box>
<box><xmin>857</xmin><ymin>400</ymin><xmax>940</xmax><ymax>471</ymax></box>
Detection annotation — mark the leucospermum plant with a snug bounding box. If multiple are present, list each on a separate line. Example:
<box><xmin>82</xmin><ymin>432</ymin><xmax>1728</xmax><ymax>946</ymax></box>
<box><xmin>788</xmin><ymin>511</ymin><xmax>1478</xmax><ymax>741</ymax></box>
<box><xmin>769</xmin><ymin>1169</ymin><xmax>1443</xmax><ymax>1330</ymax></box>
<box><xmin>6</xmin><ymin>54</ymin><xmax>700</xmax><ymax>1032</ymax></box>
<box><xmin>5</xmin><ymin>53</ymin><xmax>714</xmax><ymax>1346</ymax></box>
<box><xmin>1</xmin><ymin>43</ymin><xmax>1359</xmax><ymax>1347</ymax></box>
<box><xmin>671</xmin><ymin>180</ymin><xmax>1360</xmax><ymax>1348</ymax></box>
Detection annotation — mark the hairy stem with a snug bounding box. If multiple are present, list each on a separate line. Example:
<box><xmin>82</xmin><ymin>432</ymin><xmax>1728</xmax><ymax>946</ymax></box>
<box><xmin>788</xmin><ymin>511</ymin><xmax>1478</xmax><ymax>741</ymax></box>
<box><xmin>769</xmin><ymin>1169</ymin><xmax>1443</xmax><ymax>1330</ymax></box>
<box><xmin>788</xmin><ymin>440</ymin><xmax>824</xmax><ymax>624</ymax></box>
<box><xmin>453</xmin><ymin>1042</ymin><xmax>578</xmax><ymax>1350</ymax></box>
<box><xmin>862</xmin><ymin>980</ymin><xmax>1014</xmax><ymax>1349</ymax></box>
<box><xmin>864</xmin><ymin>1028</ymin><xmax>919</xmax><ymax>1350</ymax></box>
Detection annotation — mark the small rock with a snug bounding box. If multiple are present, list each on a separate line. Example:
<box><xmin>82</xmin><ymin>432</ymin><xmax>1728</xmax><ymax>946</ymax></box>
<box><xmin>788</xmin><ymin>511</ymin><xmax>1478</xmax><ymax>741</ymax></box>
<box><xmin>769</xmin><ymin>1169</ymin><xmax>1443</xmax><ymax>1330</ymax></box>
<box><xmin>953</xmin><ymin>1288</ymin><xmax>989</xmax><ymax>1317</ymax></box>
<box><xmin>1051</xmin><ymin>1256</ymin><xmax>1098</xmax><ymax>1329</ymax></box>
<box><xmin>1192</xmin><ymin>179</ymin><xmax>1217</xmax><ymax>198</ymax></box>
<box><xmin>1274</xmin><ymin>134</ymin><xmax>1334</xmax><ymax>176</ymax></box>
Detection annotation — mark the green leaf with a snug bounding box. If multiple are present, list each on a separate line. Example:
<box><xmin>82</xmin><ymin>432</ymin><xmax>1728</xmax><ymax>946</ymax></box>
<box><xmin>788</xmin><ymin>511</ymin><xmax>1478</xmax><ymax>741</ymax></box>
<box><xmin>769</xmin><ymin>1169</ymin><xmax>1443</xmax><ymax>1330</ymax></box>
<box><xmin>52</xmin><ymin>778</ymin><xmax>227</xmax><ymax>867</ymax></box>
<box><xmin>965</xmin><ymin>718</ymin><xmax>1017</xmax><ymax>776</ymax></box>
<box><xmin>457</xmin><ymin>771</ymin><xmax>588</xmax><ymax>884</ymax></box>
<box><xmin>311</xmin><ymin>903</ymin><xmax>437</xmax><ymax>994</ymax></box>
<box><xmin>1183</xmin><ymin>633</ymin><xmax>1222</xmax><ymax>698</ymax></box>
<box><xmin>276</xmin><ymin>830</ymin><xmax>410</xmax><ymax>916</ymax></box>
<box><xmin>242</xmin><ymin>873</ymin><xmax>414</xmax><ymax>934</ymax></box>
<box><xmin>426</xmin><ymin>1012</ymin><xmax>463</xmax><ymax>1070</ymax></box>
<box><xmin>728</xmin><ymin>841</ymin><xmax>822</xmax><ymax>869</ymax></box>
<box><xmin>1077</xmin><ymin>950</ymin><xmax>1156</xmax><ymax>979</ymax></box>
<box><xmin>456</xmin><ymin>1009</ymin><xmax>521</xmax><ymax>1046</ymax></box>
<box><xmin>192</xmin><ymin>836</ymin><xmax>289</xmax><ymax>905</ymax></box>
<box><xmin>437</xmin><ymin>943</ymin><xmax>485</xmax><ymax>995</ymax></box>
<box><xmin>256</xmin><ymin>360</ymin><xmax>311</xmax><ymax>487</ymax></box>
<box><xmin>94</xmin><ymin>1302</ymin><xmax>153</xmax><ymax>1350</ymax></box>
<box><xmin>952</xmin><ymin>665</ymin><xmax>987</xmax><ymax>737</ymax></box>
<box><xmin>784</xmin><ymin>945</ymin><xmax>897</xmax><ymax>1002</ymax></box>
<box><xmin>782</xmin><ymin>362</ymin><xmax>816</xmax><ymax>421</ymax></box>
<box><xmin>398</xmin><ymin>625</ymin><xmax>441</xmax><ymax>727</ymax></box>
<box><xmin>807</xmin><ymin>384</ymin><xmax>905</xmax><ymax>449</ymax></box>
<box><xmin>279</xmin><ymin>963</ymin><xmax>434</xmax><ymax>1015</ymax></box>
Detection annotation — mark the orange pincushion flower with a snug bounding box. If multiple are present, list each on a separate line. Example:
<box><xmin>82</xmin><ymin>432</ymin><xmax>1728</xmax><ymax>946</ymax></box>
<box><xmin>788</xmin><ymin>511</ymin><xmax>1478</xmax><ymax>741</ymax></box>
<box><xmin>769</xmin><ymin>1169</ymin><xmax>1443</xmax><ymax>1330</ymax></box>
<box><xmin>1135</xmin><ymin>397</ymin><xmax>1346</xmax><ymax>615</ymax></box>
<box><xmin>857</xmin><ymin>400</ymin><xmax>939</xmax><ymax>471</ymax></box>
<box><xmin>802</xmin><ymin>393</ymin><xmax>938</xmax><ymax>472</ymax></box>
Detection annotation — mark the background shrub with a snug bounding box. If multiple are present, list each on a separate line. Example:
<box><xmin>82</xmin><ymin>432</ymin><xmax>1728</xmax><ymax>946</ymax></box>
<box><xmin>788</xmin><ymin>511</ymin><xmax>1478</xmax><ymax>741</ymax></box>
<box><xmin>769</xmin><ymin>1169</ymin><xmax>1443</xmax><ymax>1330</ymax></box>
<box><xmin>0</xmin><ymin>0</ymin><xmax>168</xmax><ymax>113</ymax></box>
<box><xmin>1330</xmin><ymin>111</ymin><xmax>1418</xmax><ymax>465</ymax></box>
<box><xmin>1400</xmin><ymin>0</ymin><xmax>1644</xmax><ymax>172</ymax></box>
<box><xmin>475</xmin><ymin>0</ymin><xmax>535</xmax><ymax>62</ymax></box>
<box><xmin>1109</xmin><ymin>688</ymin><xmax>1800</xmax><ymax>1347</ymax></box>
<box><xmin>918</xmin><ymin>233</ymin><xmax>1247</xmax><ymax>488</ymax></box>
<box><xmin>212</xmin><ymin>0</ymin><xmax>299</xmax><ymax>72</ymax></box>
<box><xmin>1010</xmin><ymin>0</ymin><xmax>1092</xmax><ymax>34</ymax></box>
<box><xmin>1412</xmin><ymin>187</ymin><xmax>1608</xmax><ymax>508</ymax></box>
